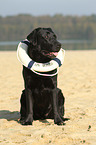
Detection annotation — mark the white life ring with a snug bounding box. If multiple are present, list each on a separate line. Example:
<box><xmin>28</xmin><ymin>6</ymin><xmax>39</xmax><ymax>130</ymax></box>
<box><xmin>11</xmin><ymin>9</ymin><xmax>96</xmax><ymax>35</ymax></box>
<box><xmin>17</xmin><ymin>40</ymin><xmax>65</xmax><ymax>75</ymax></box>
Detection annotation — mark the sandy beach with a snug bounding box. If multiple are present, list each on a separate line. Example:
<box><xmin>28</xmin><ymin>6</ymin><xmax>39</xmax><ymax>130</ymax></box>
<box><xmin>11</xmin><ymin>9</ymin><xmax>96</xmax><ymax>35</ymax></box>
<box><xmin>0</xmin><ymin>50</ymin><xmax>96</xmax><ymax>145</ymax></box>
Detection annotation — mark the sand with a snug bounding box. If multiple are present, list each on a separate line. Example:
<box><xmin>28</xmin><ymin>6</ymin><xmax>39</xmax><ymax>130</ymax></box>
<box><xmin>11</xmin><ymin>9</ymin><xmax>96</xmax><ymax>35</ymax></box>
<box><xmin>0</xmin><ymin>50</ymin><xmax>96</xmax><ymax>145</ymax></box>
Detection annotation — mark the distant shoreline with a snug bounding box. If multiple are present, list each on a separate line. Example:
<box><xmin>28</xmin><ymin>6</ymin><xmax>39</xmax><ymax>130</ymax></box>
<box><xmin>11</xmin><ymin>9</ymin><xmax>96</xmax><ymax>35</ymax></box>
<box><xmin>0</xmin><ymin>40</ymin><xmax>96</xmax><ymax>51</ymax></box>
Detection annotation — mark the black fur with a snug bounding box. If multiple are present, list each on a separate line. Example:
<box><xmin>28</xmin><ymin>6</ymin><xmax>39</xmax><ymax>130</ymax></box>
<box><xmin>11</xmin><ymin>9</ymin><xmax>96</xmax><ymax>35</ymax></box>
<box><xmin>20</xmin><ymin>27</ymin><xmax>65</xmax><ymax>125</ymax></box>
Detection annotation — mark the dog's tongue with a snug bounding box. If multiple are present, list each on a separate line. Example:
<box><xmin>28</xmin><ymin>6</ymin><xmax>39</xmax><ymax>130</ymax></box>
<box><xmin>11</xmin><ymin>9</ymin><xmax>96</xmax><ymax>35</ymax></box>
<box><xmin>50</xmin><ymin>52</ymin><xmax>58</xmax><ymax>56</ymax></box>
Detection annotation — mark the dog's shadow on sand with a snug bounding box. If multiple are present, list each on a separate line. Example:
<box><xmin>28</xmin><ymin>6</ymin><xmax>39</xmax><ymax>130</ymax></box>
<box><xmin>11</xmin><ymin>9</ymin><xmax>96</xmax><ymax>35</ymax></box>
<box><xmin>0</xmin><ymin>110</ymin><xmax>70</xmax><ymax>125</ymax></box>
<box><xmin>0</xmin><ymin>110</ymin><xmax>20</xmax><ymax>122</ymax></box>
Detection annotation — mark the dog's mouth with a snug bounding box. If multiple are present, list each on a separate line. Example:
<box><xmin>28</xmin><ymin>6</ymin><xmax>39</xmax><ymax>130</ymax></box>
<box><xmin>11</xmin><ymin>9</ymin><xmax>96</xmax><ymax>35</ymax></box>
<box><xmin>42</xmin><ymin>50</ymin><xmax>58</xmax><ymax>58</ymax></box>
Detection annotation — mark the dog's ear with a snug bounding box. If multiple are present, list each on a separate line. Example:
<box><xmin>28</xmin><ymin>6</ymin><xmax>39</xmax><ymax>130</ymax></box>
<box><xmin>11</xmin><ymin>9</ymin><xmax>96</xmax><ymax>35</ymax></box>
<box><xmin>27</xmin><ymin>30</ymin><xmax>37</xmax><ymax>46</ymax></box>
<box><xmin>27</xmin><ymin>28</ymin><xmax>41</xmax><ymax>46</ymax></box>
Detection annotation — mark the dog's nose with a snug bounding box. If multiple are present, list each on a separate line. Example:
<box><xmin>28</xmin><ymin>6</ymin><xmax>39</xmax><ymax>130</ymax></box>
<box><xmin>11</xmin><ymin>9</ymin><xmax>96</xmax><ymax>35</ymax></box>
<box><xmin>57</xmin><ymin>42</ymin><xmax>61</xmax><ymax>49</ymax></box>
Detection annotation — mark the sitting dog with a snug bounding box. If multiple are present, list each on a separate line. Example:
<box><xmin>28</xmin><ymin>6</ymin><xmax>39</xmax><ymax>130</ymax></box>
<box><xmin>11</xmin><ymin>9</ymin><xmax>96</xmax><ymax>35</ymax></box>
<box><xmin>18</xmin><ymin>27</ymin><xmax>65</xmax><ymax>125</ymax></box>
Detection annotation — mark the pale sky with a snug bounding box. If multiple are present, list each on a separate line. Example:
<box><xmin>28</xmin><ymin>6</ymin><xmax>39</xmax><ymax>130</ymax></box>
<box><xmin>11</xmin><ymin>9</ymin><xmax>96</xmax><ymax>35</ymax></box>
<box><xmin>0</xmin><ymin>0</ymin><xmax>96</xmax><ymax>17</ymax></box>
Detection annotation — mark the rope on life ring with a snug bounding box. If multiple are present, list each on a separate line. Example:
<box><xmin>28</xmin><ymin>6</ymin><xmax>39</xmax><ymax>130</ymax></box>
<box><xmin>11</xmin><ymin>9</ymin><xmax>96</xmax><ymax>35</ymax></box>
<box><xmin>17</xmin><ymin>41</ymin><xmax>65</xmax><ymax>76</ymax></box>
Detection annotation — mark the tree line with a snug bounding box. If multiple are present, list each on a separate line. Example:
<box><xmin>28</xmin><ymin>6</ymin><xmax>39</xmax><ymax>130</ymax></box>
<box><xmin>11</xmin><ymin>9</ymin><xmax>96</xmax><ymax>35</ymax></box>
<box><xmin>0</xmin><ymin>14</ymin><xmax>96</xmax><ymax>41</ymax></box>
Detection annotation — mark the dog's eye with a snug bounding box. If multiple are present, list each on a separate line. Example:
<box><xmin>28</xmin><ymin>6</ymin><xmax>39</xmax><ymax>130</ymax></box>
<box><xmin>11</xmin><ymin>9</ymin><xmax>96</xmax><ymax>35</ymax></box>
<box><xmin>53</xmin><ymin>35</ymin><xmax>57</xmax><ymax>38</ymax></box>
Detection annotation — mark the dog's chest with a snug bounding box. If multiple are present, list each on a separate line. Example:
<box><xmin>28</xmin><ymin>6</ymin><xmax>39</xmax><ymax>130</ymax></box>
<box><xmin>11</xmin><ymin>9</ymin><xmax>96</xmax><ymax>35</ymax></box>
<box><xmin>32</xmin><ymin>77</ymin><xmax>54</xmax><ymax>90</ymax></box>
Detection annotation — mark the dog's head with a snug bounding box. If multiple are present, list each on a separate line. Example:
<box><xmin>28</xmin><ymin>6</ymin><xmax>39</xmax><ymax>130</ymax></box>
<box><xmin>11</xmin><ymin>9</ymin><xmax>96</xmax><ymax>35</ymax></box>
<box><xmin>27</xmin><ymin>27</ymin><xmax>61</xmax><ymax>63</ymax></box>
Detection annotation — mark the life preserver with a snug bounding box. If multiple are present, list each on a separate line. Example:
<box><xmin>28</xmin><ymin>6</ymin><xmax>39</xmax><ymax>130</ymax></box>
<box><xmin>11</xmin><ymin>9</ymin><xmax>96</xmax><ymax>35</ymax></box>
<box><xmin>17</xmin><ymin>40</ymin><xmax>65</xmax><ymax>76</ymax></box>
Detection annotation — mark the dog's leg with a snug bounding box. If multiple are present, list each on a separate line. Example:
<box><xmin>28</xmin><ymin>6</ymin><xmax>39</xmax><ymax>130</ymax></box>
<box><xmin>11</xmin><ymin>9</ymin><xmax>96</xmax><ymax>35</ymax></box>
<box><xmin>57</xmin><ymin>88</ymin><xmax>65</xmax><ymax>120</ymax></box>
<box><xmin>20</xmin><ymin>90</ymin><xmax>26</xmax><ymax>120</ymax></box>
<box><xmin>52</xmin><ymin>89</ymin><xmax>65</xmax><ymax>125</ymax></box>
<box><xmin>21</xmin><ymin>88</ymin><xmax>33</xmax><ymax>125</ymax></box>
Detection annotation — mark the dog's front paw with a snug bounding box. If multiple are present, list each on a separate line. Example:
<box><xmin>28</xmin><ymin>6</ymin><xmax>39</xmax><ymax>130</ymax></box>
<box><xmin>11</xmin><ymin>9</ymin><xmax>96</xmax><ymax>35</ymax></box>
<box><xmin>54</xmin><ymin>116</ymin><xmax>65</xmax><ymax>126</ymax></box>
<box><xmin>20</xmin><ymin>114</ymin><xmax>33</xmax><ymax>125</ymax></box>
<box><xmin>20</xmin><ymin>120</ymin><xmax>32</xmax><ymax>125</ymax></box>
<box><xmin>56</xmin><ymin>121</ymin><xmax>65</xmax><ymax>126</ymax></box>
<box><xmin>55</xmin><ymin>120</ymin><xmax>65</xmax><ymax>125</ymax></box>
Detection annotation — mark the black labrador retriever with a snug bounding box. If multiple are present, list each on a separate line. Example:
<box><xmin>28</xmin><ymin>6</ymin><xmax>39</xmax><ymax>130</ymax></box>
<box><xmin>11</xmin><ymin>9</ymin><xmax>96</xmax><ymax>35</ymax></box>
<box><xmin>19</xmin><ymin>27</ymin><xmax>65</xmax><ymax>125</ymax></box>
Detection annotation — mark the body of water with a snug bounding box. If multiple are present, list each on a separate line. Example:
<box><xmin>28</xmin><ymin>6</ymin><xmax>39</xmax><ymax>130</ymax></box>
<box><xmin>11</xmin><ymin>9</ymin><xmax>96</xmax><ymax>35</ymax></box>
<box><xmin>0</xmin><ymin>40</ymin><xmax>96</xmax><ymax>51</ymax></box>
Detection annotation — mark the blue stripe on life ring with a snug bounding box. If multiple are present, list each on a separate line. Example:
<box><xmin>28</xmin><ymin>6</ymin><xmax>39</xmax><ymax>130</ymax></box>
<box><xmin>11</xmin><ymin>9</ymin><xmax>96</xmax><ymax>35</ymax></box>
<box><xmin>53</xmin><ymin>58</ymin><xmax>62</xmax><ymax>67</ymax></box>
<box><xmin>27</xmin><ymin>61</ymin><xmax>35</xmax><ymax>69</ymax></box>
<box><xmin>21</xmin><ymin>40</ymin><xmax>30</xmax><ymax>46</ymax></box>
